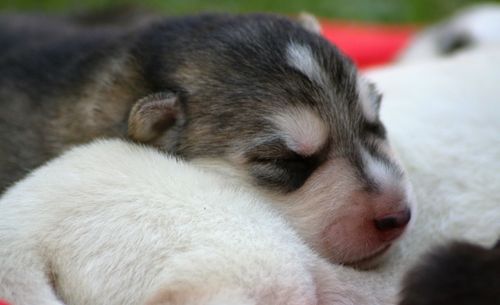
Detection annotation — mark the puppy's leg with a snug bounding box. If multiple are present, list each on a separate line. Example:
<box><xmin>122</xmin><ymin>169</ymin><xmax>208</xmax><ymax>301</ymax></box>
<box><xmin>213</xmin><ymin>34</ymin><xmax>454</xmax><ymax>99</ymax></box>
<box><xmin>0</xmin><ymin>248</ymin><xmax>65</xmax><ymax>305</ymax></box>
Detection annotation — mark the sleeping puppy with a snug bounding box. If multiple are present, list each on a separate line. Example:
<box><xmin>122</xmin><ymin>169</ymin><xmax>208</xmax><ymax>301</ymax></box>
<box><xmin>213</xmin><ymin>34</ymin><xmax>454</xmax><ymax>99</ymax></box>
<box><xmin>0</xmin><ymin>139</ymin><xmax>376</xmax><ymax>305</ymax></box>
<box><xmin>399</xmin><ymin>240</ymin><xmax>500</xmax><ymax>305</ymax></box>
<box><xmin>399</xmin><ymin>4</ymin><xmax>500</xmax><ymax>61</ymax></box>
<box><xmin>0</xmin><ymin>13</ymin><xmax>414</xmax><ymax>265</ymax></box>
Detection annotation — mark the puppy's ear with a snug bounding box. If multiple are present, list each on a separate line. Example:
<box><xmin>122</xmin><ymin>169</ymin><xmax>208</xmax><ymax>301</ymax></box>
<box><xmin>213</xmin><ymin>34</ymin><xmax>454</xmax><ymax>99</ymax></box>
<box><xmin>297</xmin><ymin>12</ymin><xmax>322</xmax><ymax>34</ymax></box>
<box><xmin>128</xmin><ymin>92</ymin><xmax>184</xmax><ymax>143</ymax></box>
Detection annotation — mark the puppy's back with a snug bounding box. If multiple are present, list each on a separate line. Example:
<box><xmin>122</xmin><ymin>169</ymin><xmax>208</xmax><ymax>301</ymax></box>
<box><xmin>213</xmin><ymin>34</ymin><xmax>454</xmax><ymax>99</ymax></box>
<box><xmin>0</xmin><ymin>139</ymin><xmax>319</xmax><ymax>305</ymax></box>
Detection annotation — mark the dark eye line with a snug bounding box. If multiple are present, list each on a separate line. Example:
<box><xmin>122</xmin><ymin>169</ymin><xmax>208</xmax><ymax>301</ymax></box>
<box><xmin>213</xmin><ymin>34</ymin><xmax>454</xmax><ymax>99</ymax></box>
<box><xmin>246</xmin><ymin>136</ymin><xmax>330</xmax><ymax>193</ymax></box>
<box><xmin>252</xmin><ymin>150</ymin><xmax>306</xmax><ymax>166</ymax></box>
<box><xmin>364</xmin><ymin>121</ymin><xmax>386</xmax><ymax>138</ymax></box>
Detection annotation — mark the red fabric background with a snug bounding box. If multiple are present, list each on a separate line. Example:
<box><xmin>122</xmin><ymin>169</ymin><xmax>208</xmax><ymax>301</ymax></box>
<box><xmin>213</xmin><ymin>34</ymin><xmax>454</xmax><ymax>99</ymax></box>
<box><xmin>321</xmin><ymin>21</ymin><xmax>417</xmax><ymax>68</ymax></box>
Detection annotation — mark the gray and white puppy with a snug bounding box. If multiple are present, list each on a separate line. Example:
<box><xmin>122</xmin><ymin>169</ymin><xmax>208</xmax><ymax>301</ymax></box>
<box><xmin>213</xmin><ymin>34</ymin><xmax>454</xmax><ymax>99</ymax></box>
<box><xmin>0</xmin><ymin>13</ymin><xmax>414</xmax><ymax>265</ymax></box>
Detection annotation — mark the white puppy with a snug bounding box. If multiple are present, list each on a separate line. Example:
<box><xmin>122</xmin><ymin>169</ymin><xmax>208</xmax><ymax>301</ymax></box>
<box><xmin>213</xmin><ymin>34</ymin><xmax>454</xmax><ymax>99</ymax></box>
<box><xmin>399</xmin><ymin>4</ymin><xmax>500</xmax><ymax>62</ymax></box>
<box><xmin>0</xmin><ymin>139</ymin><xmax>372</xmax><ymax>305</ymax></box>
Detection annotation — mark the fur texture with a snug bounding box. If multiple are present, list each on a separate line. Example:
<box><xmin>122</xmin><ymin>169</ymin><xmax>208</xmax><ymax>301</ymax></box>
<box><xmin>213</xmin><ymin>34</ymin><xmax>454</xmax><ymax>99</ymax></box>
<box><xmin>399</xmin><ymin>240</ymin><xmax>500</xmax><ymax>305</ymax></box>
<box><xmin>0</xmin><ymin>12</ymin><xmax>413</xmax><ymax>264</ymax></box>
<box><xmin>0</xmin><ymin>139</ymin><xmax>375</xmax><ymax>305</ymax></box>
<box><xmin>399</xmin><ymin>4</ymin><xmax>500</xmax><ymax>61</ymax></box>
<box><xmin>318</xmin><ymin>45</ymin><xmax>500</xmax><ymax>302</ymax></box>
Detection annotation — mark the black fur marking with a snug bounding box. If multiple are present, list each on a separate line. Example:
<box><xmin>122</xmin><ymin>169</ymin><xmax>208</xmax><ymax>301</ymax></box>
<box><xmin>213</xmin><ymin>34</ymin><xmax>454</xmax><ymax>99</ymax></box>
<box><xmin>399</xmin><ymin>240</ymin><xmax>500</xmax><ymax>305</ymax></box>
<box><xmin>364</xmin><ymin>121</ymin><xmax>387</xmax><ymax>139</ymax></box>
<box><xmin>440</xmin><ymin>32</ymin><xmax>473</xmax><ymax>55</ymax></box>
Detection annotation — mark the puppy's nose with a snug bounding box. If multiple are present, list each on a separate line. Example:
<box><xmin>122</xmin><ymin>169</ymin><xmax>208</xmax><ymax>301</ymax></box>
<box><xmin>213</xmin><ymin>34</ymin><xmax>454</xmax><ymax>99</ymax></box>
<box><xmin>374</xmin><ymin>209</ymin><xmax>411</xmax><ymax>232</ymax></box>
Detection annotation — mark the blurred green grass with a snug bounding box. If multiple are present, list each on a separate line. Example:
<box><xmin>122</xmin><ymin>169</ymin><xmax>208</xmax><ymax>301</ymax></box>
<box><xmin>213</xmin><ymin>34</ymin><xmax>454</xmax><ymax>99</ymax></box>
<box><xmin>1</xmin><ymin>0</ymin><xmax>498</xmax><ymax>23</ymax></box>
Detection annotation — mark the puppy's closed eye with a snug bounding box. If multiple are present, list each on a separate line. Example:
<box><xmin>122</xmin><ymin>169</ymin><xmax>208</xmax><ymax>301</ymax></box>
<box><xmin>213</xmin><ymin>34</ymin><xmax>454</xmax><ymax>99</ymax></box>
<box><xmin>245</xmin><ymin>140</ymin><xmax>322</xmax><ymax>192</ymax></box>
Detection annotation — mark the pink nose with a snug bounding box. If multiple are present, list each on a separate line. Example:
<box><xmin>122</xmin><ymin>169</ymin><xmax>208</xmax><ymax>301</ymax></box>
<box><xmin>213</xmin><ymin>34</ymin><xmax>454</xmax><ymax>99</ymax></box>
<box><xmin>374</xmin><ymin>209</ymin><xmax>411</xmax><ymax>241</ymax></box>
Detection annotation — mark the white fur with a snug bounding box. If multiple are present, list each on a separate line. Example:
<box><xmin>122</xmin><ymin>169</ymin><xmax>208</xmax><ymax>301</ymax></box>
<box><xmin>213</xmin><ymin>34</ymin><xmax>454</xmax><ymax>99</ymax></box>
<box><xmin>362</xmin><ymin>148</ymin><xmax>393</xmax><ymax>188</ymax></box>
<box><xmin>399</xmin><ymin>4</ymin><xmax>500</xmax><ymax>62</ymax></box>
<box><xmin>0</xmin><ymin>139</ymin><xmax>376</xmax><ymax>305</ymax></box>
<box><xmin>297</xmin><ymin>12</ymin><xmax>322</xmax><ymax>35</ymax></box>
<box><xmin>360</xmin><ymin>147</ymin><xmax>404</xmax><ymax>195</ymax></box>
<box><xmin>194</xmin><ymin>148</ymin><xmax>414</xmax><ymax>265</ymax></box>
<box><xmin>273</xmin><ymin>106</ymin><xmax>328</xmax><ymax>156</ymax></box>
<box><xmin>357</xmin><ymin>77</ymin><xmax>378</xmax><ymax>122</ymax></box>
<box><xmin>286</xmin><ymin>42</ymin><xmax>328</xmax><ymax>86</ymax></box>
<box><xmin>320</xmin><ymin>45</ymin><xmax>500</xmax><ymax>302</ymax></box>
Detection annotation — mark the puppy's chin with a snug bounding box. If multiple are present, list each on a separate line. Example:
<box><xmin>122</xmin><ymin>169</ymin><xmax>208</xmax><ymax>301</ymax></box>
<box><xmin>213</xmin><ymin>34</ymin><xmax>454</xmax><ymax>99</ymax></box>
<box><xmin>345</xmin><ymin>244</ymin><xmax>396</xmax><ymax>270</ymax></box>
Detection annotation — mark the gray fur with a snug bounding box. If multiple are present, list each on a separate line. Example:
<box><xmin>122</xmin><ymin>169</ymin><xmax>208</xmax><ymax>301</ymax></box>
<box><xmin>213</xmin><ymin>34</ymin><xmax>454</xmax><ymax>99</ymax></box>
<box><xmin>0</xmin><ymin>12</ymin><xmax>412</xmax><ymax>265</ymax></box>
<box><xmin>0</xmin><ymin>13</ymin><xmax>385</xmax><ymax>192</ymax></box>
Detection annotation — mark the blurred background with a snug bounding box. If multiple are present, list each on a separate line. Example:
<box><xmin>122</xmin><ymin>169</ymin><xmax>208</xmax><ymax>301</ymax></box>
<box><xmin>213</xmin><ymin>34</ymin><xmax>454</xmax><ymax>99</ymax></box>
<box><xmin>1</xmin><ymin>0</ymin><xmax>499</xmax><ymax>24</ymax></box>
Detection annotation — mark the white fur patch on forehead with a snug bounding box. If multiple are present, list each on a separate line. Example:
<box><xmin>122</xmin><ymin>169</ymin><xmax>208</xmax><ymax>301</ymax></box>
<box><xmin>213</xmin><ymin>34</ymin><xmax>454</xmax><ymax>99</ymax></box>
<box><xmin>273</xmin><ymin>107</ymin><xmax>328</xmax><ymax>156</ymax></box>
<box><xmin>286</xmin><ymin>42</ymin><xmax>328</xmax><ymax>86</ymax></box>
<box><xmin>357</xmin><ymin>77</ymin><xmax>381</xmax><ymax>123</ymax></box>
<box><xmin>360</xmin><ymin>147</ymin><xmax>401</xmax><ymax>191</ymax></box>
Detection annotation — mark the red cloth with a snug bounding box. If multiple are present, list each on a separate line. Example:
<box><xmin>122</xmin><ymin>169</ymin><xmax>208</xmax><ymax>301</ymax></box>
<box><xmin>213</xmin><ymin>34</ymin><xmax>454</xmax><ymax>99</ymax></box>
<box><xmin>0</xmin><ymin>300</ymin><xmax>11</xmax><ymax>305</ymax></box>
<box><xmin>321</xmin><ymin>21</ymin><xmax>417</xmax><ymax>68</ymax></box>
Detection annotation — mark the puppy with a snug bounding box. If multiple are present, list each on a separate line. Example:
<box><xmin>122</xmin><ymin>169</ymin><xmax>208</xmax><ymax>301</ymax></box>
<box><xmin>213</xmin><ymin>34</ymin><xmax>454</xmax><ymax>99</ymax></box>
<box><xmin>0</xmin><ymin>139</ymin><xmax>374</xmax><ymax>305</ymax></box>
<box><xmin>399</xmin><ymin>240</ymin><xmax>500</xmax><ymax>305</ymax></box>
<box><xmin>0</xmin><ymin>13</ymin><xmax>414</xmax><ymax>264</ymax></box>
<box><xmin>399</xmin><ymin>4</ymin><xmax>500</xmax><ymax>61</ymax></box>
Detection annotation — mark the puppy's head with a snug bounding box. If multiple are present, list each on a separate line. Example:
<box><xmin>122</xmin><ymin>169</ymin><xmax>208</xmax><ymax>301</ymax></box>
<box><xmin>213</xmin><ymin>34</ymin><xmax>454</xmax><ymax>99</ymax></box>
<box><xmin>399</xmin><ymin>4</ymin><xmax>500</xmax><ymax>61</ymax></box>
<box><xmin>129</xmin><ymin>14</ymin><xmax>415</xmax><ymax>265</ymax></box>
